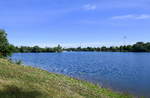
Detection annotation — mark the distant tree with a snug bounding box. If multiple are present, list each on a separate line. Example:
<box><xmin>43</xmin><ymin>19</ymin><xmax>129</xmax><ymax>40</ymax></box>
<box><xmin>109</xmin><ymin>46</ymin><xmax>116</xmax><ymax>52</ymax></box>
<box><xmin>0</xmin><ymin>29</ymin><xmax>14</xmax><ymax>57</ymax></box>
<box><xmin>124</xmin><ymin>45</ymin><xmax>132</xmax><ymax>52</ymax></box>
<box><xmin>132</xmin><ymin>42</ymin><xmax>147</xmax><ymax>52</ymax></box>
<box><xmin>54</xmin><ymin>44</ymin><xmax>63</xmax><ymax>52</ymax></box>
<box><xmin>76</xmin><ymin>47</ymin><xmax>81</xmax><ymax>51</ymax></box>
<box><xmin>31</xmin><ymin>46</ymin><xmax>41</xmax><ymax>52</ymax></box>
<box><xmin>101</xmin><ymin>46</ymin><xmax>107</xmax><ymax>51</ymax></box>
<box><xmin>145</xmin><ymin>42</ymin><xmax>150</xmax><ymax>52</ymax></box>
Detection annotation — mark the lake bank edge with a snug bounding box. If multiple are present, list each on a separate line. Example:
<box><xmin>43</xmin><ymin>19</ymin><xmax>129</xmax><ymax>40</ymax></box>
<box><xmin>0</xmin><ymin>58</ymin><xmax>134</xmax><ymax>98</ymax></box>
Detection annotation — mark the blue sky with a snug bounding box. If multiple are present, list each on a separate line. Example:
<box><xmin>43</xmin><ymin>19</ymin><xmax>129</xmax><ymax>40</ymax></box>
<box><xmin>0</xmin><ymin>0</ymin><xmax>150</xmax><ymax>47</ymax></box>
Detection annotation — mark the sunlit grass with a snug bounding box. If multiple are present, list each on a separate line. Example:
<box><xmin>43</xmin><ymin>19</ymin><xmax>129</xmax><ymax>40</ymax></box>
<box><xmin>0</xmin><ymin>58</ymin><xmax>134</xmax><ymax>98</ymax></box>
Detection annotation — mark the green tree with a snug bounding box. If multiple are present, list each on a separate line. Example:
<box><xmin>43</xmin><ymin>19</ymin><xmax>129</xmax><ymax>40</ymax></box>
<box><xmin>132</xmin><ymin>42</ymin><xmax>147</xmax><ymax>52</ymax></box>
<box><xmin>54</xmin><ymin>44</ymin><xmax>63</xmax><ymax>52</ymax></box>
<box><xmin>0</xmin><ymin>29</ymin><xmax>13</xmax><ymax>57</ymax></box>
<box><xmin>31</xmin><ymin>46</ymin><xmax>42</xmax><ymax>52</ymax></box>
<box><xmin>101</xmin><ymin>46</ymin><xmax>107</xmax><ymax>51</ymax></box>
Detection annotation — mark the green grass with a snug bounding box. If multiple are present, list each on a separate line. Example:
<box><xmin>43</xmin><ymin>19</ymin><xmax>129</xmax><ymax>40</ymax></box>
<box><xmin>0</xmin><ymin>58</ymin><xmax>134</xmax><ymax>98</ymax></box>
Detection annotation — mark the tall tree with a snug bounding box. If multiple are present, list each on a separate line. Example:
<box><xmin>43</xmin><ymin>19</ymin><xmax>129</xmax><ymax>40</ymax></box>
<box><xmin>0</xmin><ymin>29</ymin><xmax>14</xmax><ymax>57</ymax></box>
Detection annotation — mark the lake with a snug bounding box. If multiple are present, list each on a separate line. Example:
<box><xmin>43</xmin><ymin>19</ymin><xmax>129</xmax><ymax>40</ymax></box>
<box><xmin>11</xmin><ymin>52</ymin><xmax>150</xmax><ymax>97</ymax></box>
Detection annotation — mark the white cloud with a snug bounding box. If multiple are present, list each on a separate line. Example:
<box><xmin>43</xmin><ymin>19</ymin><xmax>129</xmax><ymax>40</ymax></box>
<box><xmin>136</xmin><ymin>14</ymin><xmax>150</xmax><ymax>19</ymax></box>
<box><xmin>83</xmin><ymin>4</ymin><xmax>97</xmax><ymax>10</ymax></box>
<box><xmin>112</xmin><ymin>14</ymin><xmax>150</xmax><ymax>20</ymax></box>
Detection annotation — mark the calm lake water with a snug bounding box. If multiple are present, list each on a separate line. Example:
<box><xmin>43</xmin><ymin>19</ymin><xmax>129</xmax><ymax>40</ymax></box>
<box><xmin>11</xmin><ymin>52</ymin><xmax>150</xmax><ymax>97</ymax></box>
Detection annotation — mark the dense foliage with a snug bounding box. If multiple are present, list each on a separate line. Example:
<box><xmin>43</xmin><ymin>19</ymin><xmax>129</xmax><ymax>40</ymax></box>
<box><xmin>0</xmin><ymin>30</ymin><xmax>15</xmax><ymax>57</ymax></box>
<box><xmin>66</xmin><ymin>42</ymin><xmax>150</xmax><ymax>52</ymax></box>
<box><xmin>14</xmin><ymin>45</ymin><xmax>63</xmax><ymax>53</ymax></box>
<box><xmin>13</xmin><ymin>42</ymin><xmax>150</xmax><ymax>53</ymax></box>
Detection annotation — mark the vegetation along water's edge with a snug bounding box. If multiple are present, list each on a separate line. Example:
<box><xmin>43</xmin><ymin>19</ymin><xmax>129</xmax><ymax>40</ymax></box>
<box><xmin>14</xmin><ymin>42</ymin><xmax>150</xmax><ymax>53</ymax></box>
<box><xmin>0</xmin><ymin>58</ymin><xmax>134</xmax><ymax>98</ymax></box>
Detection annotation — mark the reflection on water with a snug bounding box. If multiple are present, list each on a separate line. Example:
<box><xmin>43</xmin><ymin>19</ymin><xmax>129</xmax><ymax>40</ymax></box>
<box><xmin>11</xmin><ymin>52</ymin><xmax>150</xmax><ymax>97</ymax></box>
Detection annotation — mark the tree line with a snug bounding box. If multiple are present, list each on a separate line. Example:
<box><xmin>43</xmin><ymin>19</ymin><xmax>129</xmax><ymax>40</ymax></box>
<box><xmin>65</xmin><ymin>42</ymin><xmax>150</xmax><ymax>52</ymax></box>
<box><xmin>14</xmin><ymin>45</ymin><xmax>63</xmax><ymax>53</ymax></box>
<box><xmin>1</xmin><ymin>29</ymin><xmax>150</xmax><ymax>58</ymax></box>
<box><xmin>14</xmin><ymin>42</ymin><xmax>150</xmax><ymax>53</ymax></box>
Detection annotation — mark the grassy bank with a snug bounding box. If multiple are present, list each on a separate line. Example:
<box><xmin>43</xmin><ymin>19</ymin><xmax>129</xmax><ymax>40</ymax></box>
<box><xmin>0</xmin><ymin>58</ymin><xmax>133</xmax><ymax>98</ymax></box>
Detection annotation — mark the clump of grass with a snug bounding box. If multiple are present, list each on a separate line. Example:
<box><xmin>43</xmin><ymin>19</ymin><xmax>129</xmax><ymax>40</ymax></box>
<box><xmin>8</xmin><ymin>58</ymin><xmax>22</xmax><ymax>65</ymax></box>
<box><xmin>0</xmin><ymin>58</ymin><xmax>134</xmax><ymax>98</ymax></box>
<box><xmin>15</xmin><ymin>60</ymin><xmax>22</xmax><ymax>65</ymax></box>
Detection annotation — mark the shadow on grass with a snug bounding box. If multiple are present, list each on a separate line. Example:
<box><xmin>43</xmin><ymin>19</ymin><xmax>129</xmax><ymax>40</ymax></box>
<box><xmin>0</xmin><ymin>85</ymin><xmax>42</xmax><ymax>98</ymax></box>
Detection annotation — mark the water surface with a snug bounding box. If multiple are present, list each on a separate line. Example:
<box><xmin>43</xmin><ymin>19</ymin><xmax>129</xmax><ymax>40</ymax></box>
<box><xmin>11</xmin><ymin>52</ymin><xmax>150</xmax><ymax>97</ymax></box>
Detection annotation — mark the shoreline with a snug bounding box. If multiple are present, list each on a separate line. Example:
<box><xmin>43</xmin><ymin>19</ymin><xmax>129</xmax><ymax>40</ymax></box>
<box><xmin>0</xmin><ymin>58</ymin><xmax>134</xmax><ymax>98</ymax></box>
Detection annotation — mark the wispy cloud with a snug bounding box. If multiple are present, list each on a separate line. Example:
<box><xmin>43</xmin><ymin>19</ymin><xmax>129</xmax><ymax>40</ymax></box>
<box><xmin>83</xmin><ymin>4</ymin><xmax>97</xmax><ymax>10</ymax></box>
<box><xmin>112</xmin><ymin>14</ymin><xmax>150</xmax><ymax>20</ymax></box>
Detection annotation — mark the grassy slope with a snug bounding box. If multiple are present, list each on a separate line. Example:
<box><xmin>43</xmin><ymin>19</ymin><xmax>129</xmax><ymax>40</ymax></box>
<box><xmin>0</xmin><ymin>58</ymin><xmax>133</xmax><ymax>98</ymax></box>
